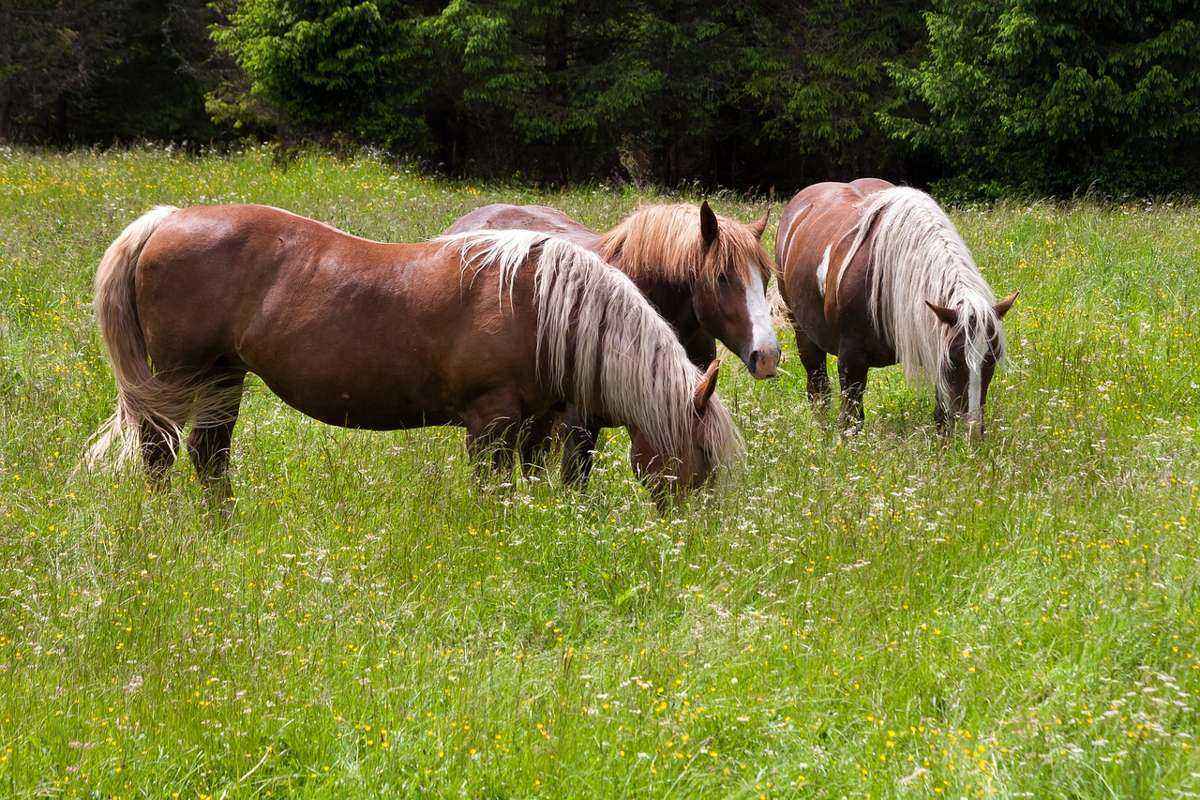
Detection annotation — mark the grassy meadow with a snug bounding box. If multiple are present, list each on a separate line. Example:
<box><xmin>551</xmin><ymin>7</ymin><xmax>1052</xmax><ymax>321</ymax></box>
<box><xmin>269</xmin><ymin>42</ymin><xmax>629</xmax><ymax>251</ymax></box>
<box><xmin>1</xmin><ymin>146</ymin><xmax>1198</xmax><ymax>799</ymax></box>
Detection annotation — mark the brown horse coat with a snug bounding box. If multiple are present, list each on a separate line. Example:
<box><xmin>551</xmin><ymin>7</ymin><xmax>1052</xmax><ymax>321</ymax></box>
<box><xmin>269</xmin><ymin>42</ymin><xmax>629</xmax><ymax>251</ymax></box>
<box><xmin>777</xmin><ymin>179</ymin><xmax>896</xmax><ymax>365</ymax></box>
<box><xmin>446</xmin><ymin>201</ymin><xmax>776</xmax><ymax>484</ymax></box>
<box><xmin>87</xmin><ymin>205</ymin><xmax>742</xmax><ymax>499</ymax></box>
<box><xmin>447</xmin><ymin>202</ymin><xmax>778</xmax><ymax>376</ymax></box>
<box><xmin>136</xmin><ymin>205</ymin><xmax>537</xmax><ymax>431</ymax></box>
<box><xmin>776</xmin><ymin>180</ymin><xmax>1016</xmax><ymax>435</ymax></box>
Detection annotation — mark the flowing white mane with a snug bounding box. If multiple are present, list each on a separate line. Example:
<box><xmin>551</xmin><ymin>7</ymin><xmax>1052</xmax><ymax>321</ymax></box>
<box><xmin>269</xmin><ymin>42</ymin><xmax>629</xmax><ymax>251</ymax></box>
<box><xmin>436</xmin><ymin>229</ymin><xmax>744</xmax><ymax>471</ymax></box>
<box><xmin>841</xmin><ymin>187</ymin><xmax>1005</xmax><ymax>400</ymax></box>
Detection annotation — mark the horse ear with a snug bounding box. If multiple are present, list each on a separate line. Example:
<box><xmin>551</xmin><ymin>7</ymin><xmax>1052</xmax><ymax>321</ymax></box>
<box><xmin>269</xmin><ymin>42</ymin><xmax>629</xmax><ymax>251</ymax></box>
<box><xmin>994</xmin><ymin>290</ymin><xmax>1019</xmax><ymax>319</ymax></box>
<box><xmin>700</xmin><ymin>201</ymin><xmax>719</xmax><ymax>251</ymax></box>
<box><xmin>925</xmin><ymin>300</ymin><xmax>958</xmax><ymax>327</ymax></box>
<box><xmin>693</xmin><ymin>359</ymin><xmax>721</xmax><ymax>416</ymax></box>
<box><xmin>749</xmin><ymin>208</ymin><xmax>770</xmax><ymax>239</ymax></box>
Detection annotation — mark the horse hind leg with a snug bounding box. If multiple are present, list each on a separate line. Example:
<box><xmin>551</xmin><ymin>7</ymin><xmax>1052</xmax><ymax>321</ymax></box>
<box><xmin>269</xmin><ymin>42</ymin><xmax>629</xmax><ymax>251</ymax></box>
<box><xmin>132</xmin><ymin>377</ymin><xmax>198</xmax><ymax>488</ymax></box>
<box><xmin>836</xmin><ymin>352</ymin><xmax>869</xmax><ymax>435</ymax></box>
<box><xmin>187</xmin><ymin>371</ymin><xmax>246</xmax><ymax>508</ymax></box>
<box><xmin>139</xmin><ymin>416</ymin><xmax>181</xmax><ymax>490</ymax></box>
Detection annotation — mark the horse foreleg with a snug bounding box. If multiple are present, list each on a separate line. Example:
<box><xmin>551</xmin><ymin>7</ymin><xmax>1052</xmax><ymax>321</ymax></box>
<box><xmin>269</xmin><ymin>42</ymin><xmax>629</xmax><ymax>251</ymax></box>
<box><xmin>559</xmin><ymin>406</ymin><xmax>604</xmax><ymax>489</ymax></box>
<box><xmin>466</xmin><ymin>427</ymin><xmax>516</xmax><ymax>478</ymax></box>
<box><xmin>518</xmin><ymin>412</ymin><xmax>557</xmax><ymax>479</ymax></box>
<box><xmin>797</xmin><ymin>335</ymin><xmax>831</xmax><ymax>418</ymax></box>
<box><xmin>934</xmin><ymin>398</ymin><xmax>954</xmax><ymax>437</ymax></box>
<box><xmin>463</xmin><ymin>389</ymin><xmax>523</xmax><ymax>481</ymax></box>
<box><xmin>837</xmin><ymin>354</ymin><xmax>869</xmax><ymax>435</ymax></box>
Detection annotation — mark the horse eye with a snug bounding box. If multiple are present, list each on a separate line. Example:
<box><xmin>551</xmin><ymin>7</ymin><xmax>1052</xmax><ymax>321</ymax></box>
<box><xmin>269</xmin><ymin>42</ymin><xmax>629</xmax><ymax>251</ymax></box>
<box><xmin>717</xmin><ymin>273</ymin><xmax>730</xmax><ymax>285</ymax></box>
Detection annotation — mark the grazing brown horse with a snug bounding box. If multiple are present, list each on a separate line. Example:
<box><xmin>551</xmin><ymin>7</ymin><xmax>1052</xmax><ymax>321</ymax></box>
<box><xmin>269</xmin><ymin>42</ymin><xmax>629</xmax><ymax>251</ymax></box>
<box><xmin>446</xmin><ymin>201</ymin><xmax>778</xmax><ymax>484</ymax></box>
<box><xmin>775</xmin><ymin>180</ymin><xmax>1018</xmax><ymax>438</ymax></box>
<box><xmin>85</xmin><ymin>205</ymin><xmax>743</xmax><ymax>504</ymax></box>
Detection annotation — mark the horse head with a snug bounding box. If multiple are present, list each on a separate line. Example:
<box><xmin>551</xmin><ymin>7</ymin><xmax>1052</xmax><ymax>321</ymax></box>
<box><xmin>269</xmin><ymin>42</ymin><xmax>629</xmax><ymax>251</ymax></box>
<box><xmin>629</xmin><ymin>360</ymin><xmax>732</xmax><ymax>509</ymax></box>
<box><xmin>690</xmin><ymin>202</ymin><xmax>781</xmax><ymax>379</ymax></box>
<box><xmin>926</xmin><ymin>290</ymin><xmax>1018</xmax><ymax>440</ymax></box>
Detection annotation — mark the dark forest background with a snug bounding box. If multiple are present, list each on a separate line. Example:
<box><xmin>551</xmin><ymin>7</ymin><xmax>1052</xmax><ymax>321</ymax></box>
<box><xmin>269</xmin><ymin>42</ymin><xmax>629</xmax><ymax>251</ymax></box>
<box><xmin>3</xmin><ymin>0</ymin><xmax>1199</xmax><ymax>196</ymax></box>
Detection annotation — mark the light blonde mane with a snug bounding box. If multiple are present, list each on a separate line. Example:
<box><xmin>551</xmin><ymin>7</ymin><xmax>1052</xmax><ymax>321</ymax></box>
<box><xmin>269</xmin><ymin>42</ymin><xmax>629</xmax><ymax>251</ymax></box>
<box><xmin>438</xmin><ymin>229</ymin><xmax>744</xmax><ymax>471</ymax></box>
<box><xmin>598</xmin><ymin>204</ymin><xmax>771</xmax><ymax>286</ymax></box>
<box><xmin>840</xmin><ymin>187</ymin><xmax>1005</xmax><ymax>399</ymax></box>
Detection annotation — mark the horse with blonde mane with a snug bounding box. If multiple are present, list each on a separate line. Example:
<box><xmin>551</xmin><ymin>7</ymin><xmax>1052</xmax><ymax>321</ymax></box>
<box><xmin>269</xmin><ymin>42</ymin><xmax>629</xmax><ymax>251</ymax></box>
<box><xmin>446</xmin><ymin>201</ymin><xmax>778</xmax><ymax>484</ymax></box>
<box><xmin>775</xmin><ymin>179</ymin><xmax>1018</xmax><ymax>438</ymax></box>
<box><xmin>85</xmin><ymin>205</ymin><xmax>742</xmax><ymax>505</ymax></box>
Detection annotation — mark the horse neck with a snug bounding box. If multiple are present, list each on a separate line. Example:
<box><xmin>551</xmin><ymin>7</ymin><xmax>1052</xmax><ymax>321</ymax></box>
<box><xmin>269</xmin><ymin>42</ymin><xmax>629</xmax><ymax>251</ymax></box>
<box><xmin>633</xmin><ymin>278</ymin><xmax>697</xmax><ymax>335</ymax></box>
<box><xmin>596</xmin><ymin>225</ymin><xmax>701</xmax><ymax>333</ymax></box>
<box><xmin>505</xmin><ymin>228</ymin><xmax>740</xmax><ymax>471</ymax></box>
<box><xmin>597</xmin><ymin>219</ymin><xmax>706</xmax><ymax>288</ymax></box>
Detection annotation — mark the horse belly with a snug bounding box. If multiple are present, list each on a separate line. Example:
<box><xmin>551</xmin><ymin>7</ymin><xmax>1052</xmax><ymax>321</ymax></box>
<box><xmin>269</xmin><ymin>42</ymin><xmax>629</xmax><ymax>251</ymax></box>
<box><xmin>234</xmin><ymin>301</ymin><xmax>467</xmax><ymax>432</ymax></box>
<box><xmin>251</xmin><ymin>368</ymin><xmax>457</xmax><ymax>431</ymax></box>
<box><xmin>236</xmin><ymin>297</ymin><xmax>538</xmax><ymax>433</ymax></box>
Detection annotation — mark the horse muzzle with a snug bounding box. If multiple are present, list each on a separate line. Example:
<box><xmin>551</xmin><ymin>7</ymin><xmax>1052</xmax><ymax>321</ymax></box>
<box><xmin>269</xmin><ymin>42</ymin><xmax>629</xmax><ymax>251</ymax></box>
<box><xmin>747</xmin><ymin>345</ymin><xmax>782</xmax><ymax>379</ymax></box>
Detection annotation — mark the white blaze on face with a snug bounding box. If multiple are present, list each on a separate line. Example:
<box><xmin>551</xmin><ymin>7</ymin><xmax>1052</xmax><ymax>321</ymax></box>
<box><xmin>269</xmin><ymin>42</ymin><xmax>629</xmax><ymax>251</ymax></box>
<box><xmin>968</xmin><ymin>362</ymin><xmax>982</xmax><ymax>417</ymax></box>
<box><xmin>965</xmin><ymin>317</ymin><xmax>987</xmax><ymax>421</ymax></box>
<box><xmin>745</xmin><ymin>269</ymin><xmax>777</xmax><ymax>355</ymax></box>
<box><xmin>966</xmin><ymin>333</ymin><xmax>985</xmax><ymax>425</ymax></box>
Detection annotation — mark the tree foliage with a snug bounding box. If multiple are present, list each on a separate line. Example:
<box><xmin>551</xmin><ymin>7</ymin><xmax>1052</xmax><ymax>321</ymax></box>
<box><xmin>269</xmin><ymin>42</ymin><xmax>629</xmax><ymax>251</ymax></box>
<box><xmin>207</xmin><ymin>0</ymin><xmax>925</xmax><ymax>185</ymax></box>
<box><xmin>1</xmin><ymin>1</ymin><xmax>219</xmax><ymax>144</ymax></box>
<box><xmin>4</xmin><ymin>0</ymin><xmax>1199</xmax><ymax>194</ymax></box>
<box><xmin>886</xmin><ymin>0</ymin><xmax>1200</xmax><ymax>196</ymax></box>
<box><xmin>209</xmin><ymin>0</ymin><xmax>434</xmax><ymax>149</ymax></box>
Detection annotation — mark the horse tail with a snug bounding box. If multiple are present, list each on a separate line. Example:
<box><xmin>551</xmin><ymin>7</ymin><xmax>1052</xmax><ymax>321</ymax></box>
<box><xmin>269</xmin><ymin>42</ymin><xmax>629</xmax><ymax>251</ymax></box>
<box><xmin>86</xmin><ymin>205</ymin><xmax>181</xmax><ymax>469</ymax></box>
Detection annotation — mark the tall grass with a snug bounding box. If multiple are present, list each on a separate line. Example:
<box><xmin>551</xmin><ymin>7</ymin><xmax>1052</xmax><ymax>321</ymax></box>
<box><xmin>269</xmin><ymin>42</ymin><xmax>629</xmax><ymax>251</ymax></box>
<box><xmin>1</xmin><ymin>147</ymin><xmax>1197</xmax><ymax>798</ymax></box>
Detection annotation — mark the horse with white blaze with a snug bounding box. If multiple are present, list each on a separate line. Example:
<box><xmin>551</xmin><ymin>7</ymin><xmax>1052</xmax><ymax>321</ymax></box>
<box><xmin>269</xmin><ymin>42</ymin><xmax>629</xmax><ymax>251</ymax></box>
<box><xmin>775</xmin><ymin>179</ymin><xmax>1018</xmax><ymax>438</ymax></box>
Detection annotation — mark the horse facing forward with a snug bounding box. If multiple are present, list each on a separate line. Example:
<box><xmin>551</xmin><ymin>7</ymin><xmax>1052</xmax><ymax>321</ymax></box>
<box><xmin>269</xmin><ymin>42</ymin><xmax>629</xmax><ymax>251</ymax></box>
<box><xmin>85</xmin><ymin>205</ymin><xmax>743</xmax><ymax>505</ymax></box>
<box><xmin>446</xmin><ymin>201</ymin><xmax>778</xmax><ymax>484</ymax></box>
<box><xmin>776</xmin><ymin>180</ymin><xmax>1018</xmax><ymax>438</ymax></box>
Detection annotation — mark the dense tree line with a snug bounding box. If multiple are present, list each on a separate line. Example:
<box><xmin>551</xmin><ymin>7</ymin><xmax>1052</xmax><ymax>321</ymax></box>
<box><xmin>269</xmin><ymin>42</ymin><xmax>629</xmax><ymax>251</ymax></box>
<box><xmin>1</xmin><ymin>1</ymin><xmax>220</xmax><ymax>144</ymax></box>
<box><xmin>3</xmin><ymin>0</ymin><xmax>1198</xmax><ymax>195</ymax></box>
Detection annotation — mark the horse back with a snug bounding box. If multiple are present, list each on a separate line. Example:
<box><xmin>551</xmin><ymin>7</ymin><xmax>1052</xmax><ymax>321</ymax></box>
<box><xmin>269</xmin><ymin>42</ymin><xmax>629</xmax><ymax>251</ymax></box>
<box><xmin>135</xmin><ymin>205</ymin><xmax>413</xmax><ymax>358</ymax></box>
<box><xmin>133</xmin><ymin>204</ymin><xmax>541</xmax><ymax>429</ymax></box>
<box><xmin>445</xmin><ymin>204</ymin><xmax>602</xmax><ymax>250</ymax></box>
<box><xmin>776</xmin><ymin>180</ymin><xmax>892</xmax><ymax>353</ymax></box>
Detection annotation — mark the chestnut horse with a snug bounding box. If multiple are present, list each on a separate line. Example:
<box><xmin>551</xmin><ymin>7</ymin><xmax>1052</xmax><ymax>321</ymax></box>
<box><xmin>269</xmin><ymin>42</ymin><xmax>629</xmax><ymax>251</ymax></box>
<box><xmin>445</xmin><ymin>201</ymin><xmax>778</xmax><ymax>484</ymax></box>
<box><xmin>775</xmin><ymin>180</ymin><xmax>1017</xmax><ymax>438</ymax></box>
<box><xmin>85</xmin><ymin>205</ymin><xmax>743</xmax><ymax>504</ymax></box>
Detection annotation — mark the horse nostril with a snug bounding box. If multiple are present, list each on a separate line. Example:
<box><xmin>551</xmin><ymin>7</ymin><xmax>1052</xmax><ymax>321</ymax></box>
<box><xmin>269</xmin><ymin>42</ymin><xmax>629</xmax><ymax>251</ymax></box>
<box><xmin>748</xmin><ymin>350</ymin><xmax>759</xmax><ymax>374</ymax></box>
